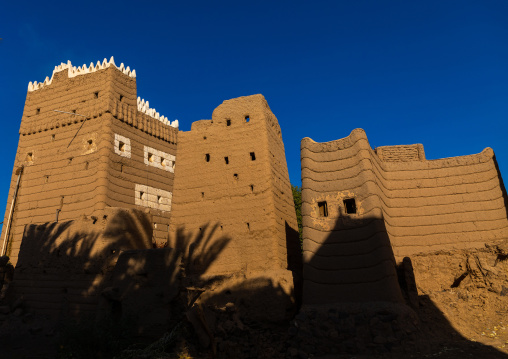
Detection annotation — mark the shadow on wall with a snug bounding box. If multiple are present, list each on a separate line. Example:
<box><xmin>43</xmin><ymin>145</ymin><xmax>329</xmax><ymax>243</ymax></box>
<box><xmin>297</xmin><ymin>213</ymin><xmax>508</xmax><ymax>357</ymax></box>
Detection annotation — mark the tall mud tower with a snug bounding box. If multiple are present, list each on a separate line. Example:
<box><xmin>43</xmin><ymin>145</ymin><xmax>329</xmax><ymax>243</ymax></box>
<box><xmin>169</xmin><ymin>95</ymin><xmax>300</xmax><ymax>279</ymax></box>
<box><xmin>1</xmin><ymin>58</ymin><xmax>178</xmax><ymax>264</ymax></box>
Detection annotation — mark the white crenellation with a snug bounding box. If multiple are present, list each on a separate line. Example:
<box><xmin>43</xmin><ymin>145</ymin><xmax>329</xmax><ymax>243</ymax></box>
<box><xmin>27</xmin><ymin>56</ymin><xmax>136</xmax><ymax>92</ymax></box>
<box><xmin>144</xmin><ymin>146</ymin><xmax>176</xmax><ymax>173</ymax></box>
<box><xmin>114</xmin><ymin>134</ymin><xmax>131</xmax><ymax>158</ymax></box>
<box><xmin>137</xmin><ymin>97</ymin><xmax>179</xmax><ymax>128</ymax></box>
<box><xmin>135</xmin><ymin>184</ymin><xmax>172</xmax><ymax>212</ymax></box>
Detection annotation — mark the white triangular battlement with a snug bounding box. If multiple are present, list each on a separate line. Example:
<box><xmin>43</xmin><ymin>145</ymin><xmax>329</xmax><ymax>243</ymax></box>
<box><xmin>137</xmin><ymin>97</ymin><xmax>179</xmax><ymax>128</ymax></box>
<box><xmin>27</xmin><ymin>56</ymin><xmax>136</xmax><ymax>92</ymax></box>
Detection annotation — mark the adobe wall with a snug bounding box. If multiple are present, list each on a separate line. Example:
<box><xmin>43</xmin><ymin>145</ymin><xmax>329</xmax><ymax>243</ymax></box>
<box><xmin>169</xmin><ymin>94</ymin><xmax>299</xmax><ymax>278</ymax></box>
<box><xmin>9</xmin><ymin>207</ymin><xmax>153</xmax><ymax>319</ymax></box>
<box><xmin>300</xmin><ymin>128</ymin><xmax>508</xmax><ymax>305</ymax></box>
<box><xmin>1</xmin><ymin>59</ymin><xmax>178</xmax><ymax>264</ymax></box>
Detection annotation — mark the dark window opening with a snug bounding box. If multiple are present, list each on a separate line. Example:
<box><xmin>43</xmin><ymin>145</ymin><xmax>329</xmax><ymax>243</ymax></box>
<box><xmin>119</xmin><ymin>95</ymin><xmax>124</xmax><ymax>102</ymax></box>
<box><xmin>226</xmin><ymin>119</ymin><xmax>231</xmax><ymax>126</ymax></box>
<box><xmin>72</xmin><ymin>109</ymin><xmax>76</xmax><ymax>114</ymax></box>
<box><xmin>233</xmin><ymin>173</ymin><xmax>238</xmax><ymax>180</ymax></box>
<box><xmin>87</xmin><ymin>139</ymin><xmax>93</xmax><ymax>149</ymax></box>
<box><xmin>343</xmin><ymin>198</ymin><xmax>357</xmax><ymax>214</ymax></box>
<box><xmin>68</xmin><ymin>157</ymin><xmax>73</xmax><ymax>164</ymax></box>
<box><xmin>85</xmin><ymin>162</ymin><xmax>89</xmax><ymax>170</ymax></box>
<box><xmin>247</xmin><ymin>222</ymin><xmax>250</xmax><ymax>231</ymax></box>
<box><xmin>250</xmin><ymin>152</ymin><xmax>256</xmax><ymax>161</ymax></box>
<box><xmin>157</xmin><ymin>195</ymin><xmax>162</xmax><ymax>204</ymax></box>
<box><xmin>220</xmin><ymin>225</ymin><xmax>223</xmax><ymax>230</ymax></box>
<box><xmin>140</xmin><ymin>191</ymin><xmax>145</xmax><ymax>200</ymax></box>
<box><xmin>201</xmin><ymin>192</ymin><xmax>204</xmax><ymax>198</ymax></box>
<box><xmin>318</xmin><ymin>201</ymin><xmax>328</xmax><ymax>217</ymax></box>
<box><xmin>250</xmin><ymin>184</ymin><xmax>254</xmax><ymax>192</ymax></box>
<box><xmin>26</xmin><ymin>152</ymin><xmax>33</xmax><ymax>162</ymax></box>
<box><xmin>205</xmin><ymin>153</ymin><xmax>210</xmax><ymax>162</ymax></box>
<box><xmin>245</xmin><ymin>115</ymin><xmax>250</xmax><ymax>122</ymax></box>
<box><xmin>148</xmin><ymin>153</ymin><xmax>154</xmax><ymax>162</ymax></box>
<box><xmin>224</xmin><ymin>156</ymin><xmax>229</xmax><ymax>164</ymax></box>
<box><xmin>203</xmin><ymin>136</ymin><xmax>207</xmax><ymax>140</ymax></box>
<box><xmin>51</xmin><ymin>134</ymin><xmax>55</xmax><ymax>141</ymax></box>
<box><xmin>36</xmin><ymin>108</ymin><xmax>40</xmax><ymax>114</ymax></box>
<box><xmin>119</xmin><ymin>141</ymin><xmax>125</xmax><ymax>152</ymax></box>
<box><xmin>160</xmin><ymin>158</ymin><xmax>166</xmax><ymax>166</ymax></box>
<box><xmin>94</xmin><ymin>91</ymin><xmax>99</xmax><ymax>98</ymax></box>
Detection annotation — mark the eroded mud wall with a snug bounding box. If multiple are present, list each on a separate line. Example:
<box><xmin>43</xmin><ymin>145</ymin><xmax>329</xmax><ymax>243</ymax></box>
<box><xmin>169</xmin><ymin>95</ymin><xmax>299</xmax><ymax>276</ymax></box>
<box><xmin>301</xmin><ymin>129</ymin><xmax>403</xmax><ymax>304</ymax></box>
<box><xmin>300</xmin><ymin>128</ymin><xmax>508</xmax><ymax>305</ymax></box>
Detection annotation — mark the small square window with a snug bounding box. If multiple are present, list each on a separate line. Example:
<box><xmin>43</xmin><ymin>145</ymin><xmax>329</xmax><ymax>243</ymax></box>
<box><xmin>140</xmin><ymin>191</ymin><xmax>145</xmax><ymax>200</ymax></box>
<box><xmin>157</xmin><ymin>195</ymin><xmax>163</xmax><ymax>203</ymax></box>
<box><xmin>250</xmin><ymin>152</ymin><xmax>256</xmax><ymax>161</ymax></box>
<box><xmin>318</xmin><ymin>201</ymin><xmax>328</xmax><ymax>217</ymax></box>
<box><xmin>36</xmin><ymin>108</ymin><xmax>40</xmax><ymax>115</ymax></box>
<box><xmin>245</xmin><ymin>115</ymin><xmax>250</xmax><ymax>122</ymax></box>
<box><xmin>94</xmin><ymin>91</ymin><xmax>99</xmax><ymax>98</ymax></box>
<box><xmin>205</xmin><ymin>153</ymin><xmax>210</xmax><ymax>162</ymax></box>
<box><xmin>148</xmin><ymin>153</ymin><xmax>154</xmax><ymax>162</ymax></box>
<box><xmin>224</xmin><ymin>156</ymin><xmax>229</xmax><ymax>164</ymax></box>
<box><xmin>226</xmin><ymin>119</ymin><xmax>231</xmax><ymax>126</ymax></box>
<box><xmin>160</xmin><ymin>158</ymin><xmax>166</xmax><ymax>166</ymax></box>
<box><xmin>343</xmin><ymin>198</ymin><xmax>357</xmax><ymax>214</ymax></box>
<box><xmin>26</xmin><ymin>152</ymin><xmax>33</xmax><ymax>162</ymax></box>
<box><xmin>119</xmin><ymin>141</ymin><xmax>125</xmax><ymax>152</ymax></box>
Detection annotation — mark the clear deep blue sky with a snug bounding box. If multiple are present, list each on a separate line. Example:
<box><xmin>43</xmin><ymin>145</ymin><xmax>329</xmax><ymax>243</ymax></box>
<box><xmin>0</xmin><ymin>1</ymin><xmax>507</xmax><ymax>216</ymax></box>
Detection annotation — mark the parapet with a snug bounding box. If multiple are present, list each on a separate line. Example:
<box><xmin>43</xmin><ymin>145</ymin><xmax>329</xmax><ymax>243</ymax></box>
<box><xmin>26</xmin><ymin>57</ymin><xmax>178</xmax><ymax>129</ymax></box>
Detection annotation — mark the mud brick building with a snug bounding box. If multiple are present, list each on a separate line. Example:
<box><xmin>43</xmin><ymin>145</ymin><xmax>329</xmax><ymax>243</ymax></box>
<box><xmin>300</xmin><ymin>128</ymin><xmax>508</xmax><ymax>305</ymax></box>
<box><xmin>0</xmin><ymin>58</ymin><xmax>178</xmax><ymax>265</ymax></box>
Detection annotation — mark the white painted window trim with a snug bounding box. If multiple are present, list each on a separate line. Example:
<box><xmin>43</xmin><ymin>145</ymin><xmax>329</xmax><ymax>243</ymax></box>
<box><xmin>114</xmin><ymin>134</ymin><xmax>131</xmax><ymax>158</ymax></box>
<box><xmin>143</xmin><ymin>145</ymin><xmax>175</xmax><ymax>173</ymax></box>
<box><xmin>135</xmin><ymin>184</ymin><xmax>172</xmax><ymax>212</ymax></box>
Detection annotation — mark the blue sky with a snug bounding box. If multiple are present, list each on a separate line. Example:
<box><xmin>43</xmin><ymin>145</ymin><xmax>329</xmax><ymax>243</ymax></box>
<box><xmin>0</xmin><ymin>1</ymin><xmax>507</xmax><ymax>216</ymax></box>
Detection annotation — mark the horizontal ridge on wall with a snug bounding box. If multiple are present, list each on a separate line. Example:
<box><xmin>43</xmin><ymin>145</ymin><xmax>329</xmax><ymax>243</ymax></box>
<box><xmin>109</xmin><ymin>98</ymin><xmax>178</xmax><ymax>144</ymax></box>
<box><xmin>19</xmin><ymin>98</ymin><xmax>179</xmax><ymax>144</ymax></box>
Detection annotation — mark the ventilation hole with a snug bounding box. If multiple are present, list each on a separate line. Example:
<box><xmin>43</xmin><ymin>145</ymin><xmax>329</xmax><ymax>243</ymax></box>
<box><xmin>226</xmin><ymin>119</ymin><xmax>231</xmax><ymax>126</ymax></box>
<box><xmin>36</xmin><ymin>108</ymin><xmax>40</xmax><ymax>114</ymax></box>
<box><xmin>51</xmin><ymin>134</ymin><xmax>55</xmax><ymax>141</ymax></box>
<box><xmin>205</xmin><ymin>153</ymin><xmax>210</xmax><ymax>162</ymax></box>
<box><xmin>250</xmin><ymin>184</ymin><xmax>254</xmax><ymax>192</ymax></box>
<box><xmin>120</xmin><ymin>164</ymin><xmax>124</xmax><ymax>173</ymax></box>
<box><xmin>140</xmin><ymin>191</ymin><xmax>145</xmax><ymax>200</ymax></box>
<box><xmin>157</xmin><ymin>195</ymin><xmax>162</xmax><ymax>203</ymax></box>
<box><xmin>245</xmin><ymin>115</ymin><xmax>250</xmax><ymax>122</ymax></box>
<box><xmin>233</xmin><ymin>173</ymin><xmax>238</xmax><ymax>180</ymax></box>
<box><xmin>318</xmin><ymin>201</ymin><xmax>328</xmax><ymax>217</ymax></box>
<box><xmin>72</xmin><ymin>109</ymin><xmax>76</xmax><ymax>114</ymax></box>
<box><xmin>201</xmin><ymin>192</ymin><xmax>204</xmax><ymax>198</ymax></box>
<box><xmin>119</xmin><ymin>141</ymin><xmax>125</xmax><ymax>152</ymax></box>
<box><xmin>68</xmin><ymin>157</ymin><xmax>73</xmax><ymax>164</ymax></box>
<box><xmin>119</xmin><ymin>95</ymin><xmax>124</xmax><ymax>102</ymax></box>
<box><xmin>220</xmin><ymin>225</ymin><xmax>223</xmax><ymax>230</ymax></box>
<box><xmin>246</xmin><ymin>222</ymin><xmax>250</xmax><ymax>231</ymax></box>
<box><xmin>44</xmin><ymin>175</ymin><xmax>49</xmax><ymax>183</ymax></box>
<box><xmin>250</xmin><ymin>152</ymin><xmax>256</xmax><ymax>161</ymax></box>
<box><xmin>26</xmin><ymin>152</ymin><xmax>33</xmax><ymax>162</ymax></box>
<box><xmin>87</xmin><ymin>139</ymin><xmax>93</xmax><ymax>150</ymax></box>
<box><xmin>160</xmin><ymin>158</ymin><xmax>166</xmax><ymax>166</ymax></box>
<box><xmin>148</xmin><ymin>153</ymin><xmax>154</xmax><ymax>162</ymax></box>
<box><xmin>94</xmin><ymin>91</ymin><xmax>99</xmax><ymax>98</ymax></box>
<box><xmin>85</xmin><ymin>162</ymin><xmax>89</xmax><ymax>170</ymax></box>
<box><xmin>343</xmin><ymin>198</ymin><xmax>357</xmax><ymax>214</ymax></box>
<box><xmin>203</xmin><ymin>136</ymin><xmax>207</xmax><ymax>140</ymax></box>
<box><xmin>224</xmin><ymin>156</ymin><xmax>229</xmax><ymax>164</ymax></box>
